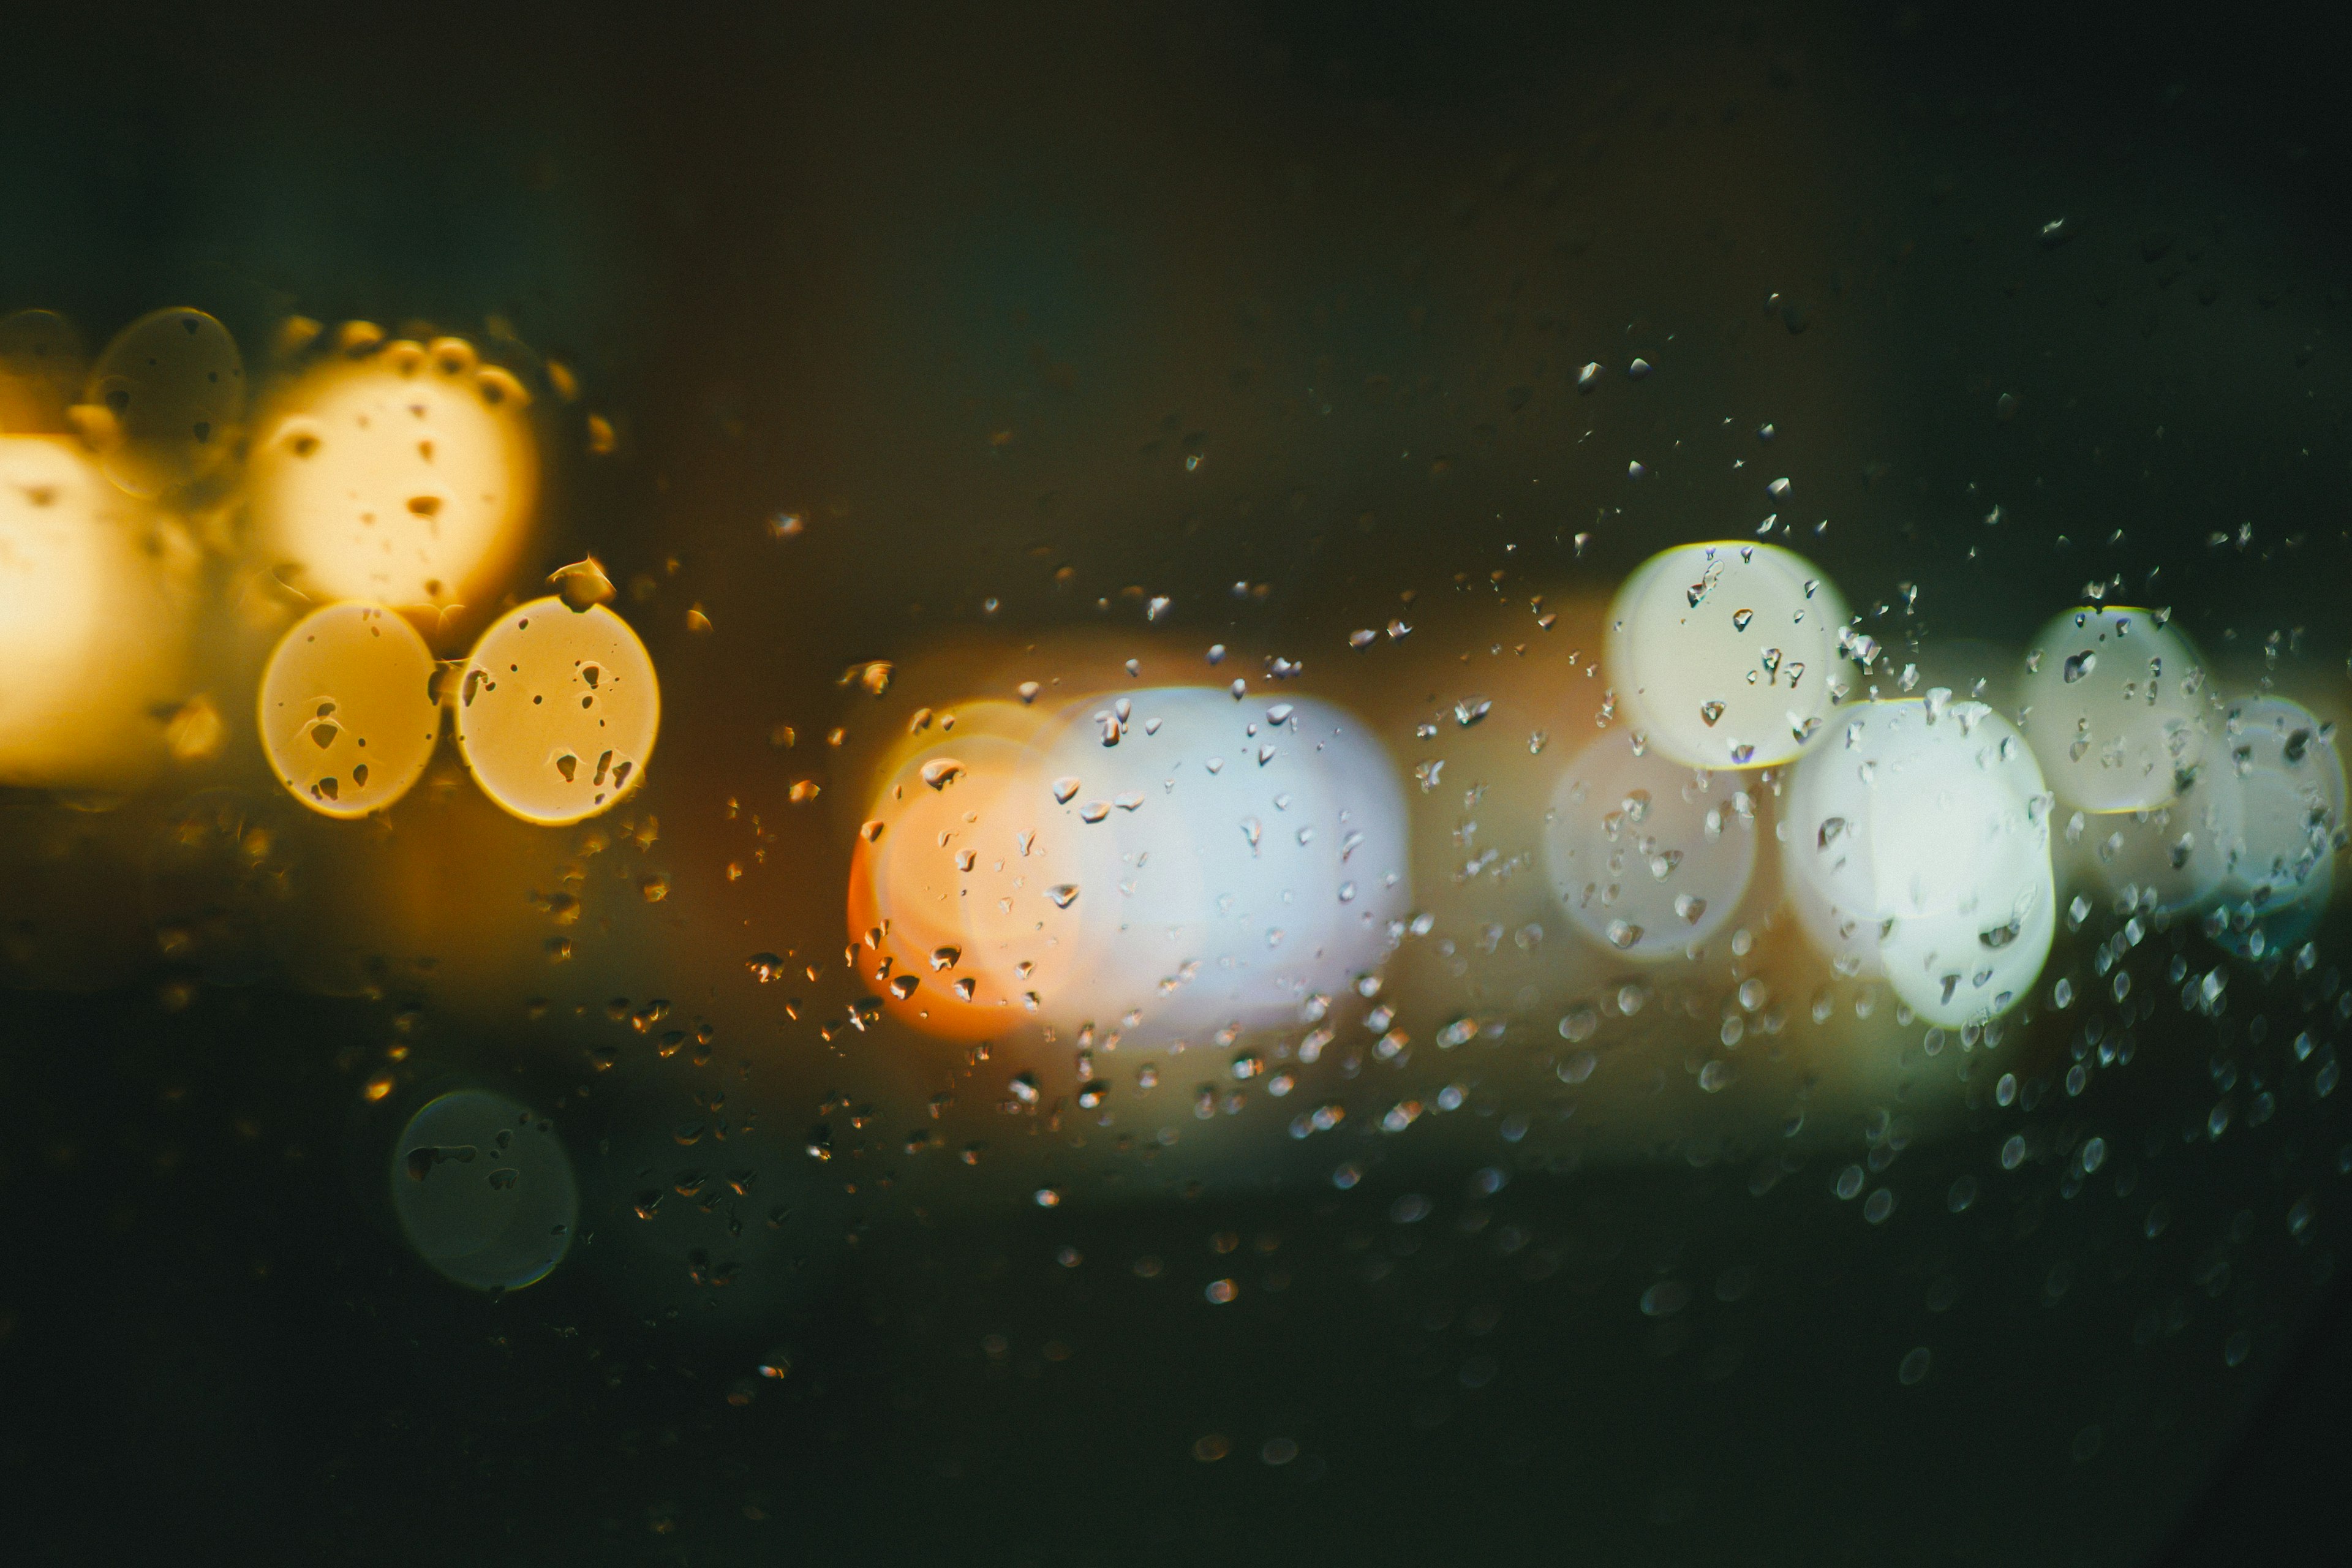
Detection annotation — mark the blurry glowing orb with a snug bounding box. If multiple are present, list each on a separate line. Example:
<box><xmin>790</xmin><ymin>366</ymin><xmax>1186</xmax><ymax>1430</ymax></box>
<box><xmin>1036</xmin><ymin>687</ymin><xmax>1410</xmax><ymax>1034</ymax></box>
<box><xmin>1781</xmin><ymin>699</ymin><xmax>2053</xmax><ymax>1025</ymax></box>
<box><xmin>249</xmin><ymin>340</ymin><xmax>538</xmax><ymax>618</ymax></box>
<box><xmin>454</xmin><ymin>598</ymin><xmax>659</xmax><ymax>825</ymax></box>
<box><xmin>257</xmin><ymin>602</ymin><xmax>441</xmax><ymax>818</ymax></box>
<box><xmin>0</xmin><ymin>435</ymin><xmax>197</xmax><ymax>788</ymax></box>
<box><xmin>2219</xmin><ymin>695</ymin><xmax>2345</xmax><ymax>910</ymax></box>
<box><xmin>853</xmin><ymin>687</ymin><xmax>1410</xmax><ymax>1041</ymax></box>
<box><xmin>390</xmin><ymin>1089</ymin><xmax>577</xmax><ymax>1291</ymax></box>
<box><xmin>1544</xmin><ymin>736</ymin><xmax>1757</xmax><ymax>959</ymax></box>
<box><xmin>846</xmin><ymin>701</ymin><xmax>1073</xmax><ymax>1040</ymax></box>
<box><xmin>2086</xmin><ymin>760</ymin><xmax>2241</xmax><ymax>917</ymax></box>
<box><xmin>83</xmin><ymin>307</ymin><xmax>244</xmax><ymax>497</ymax></box>
<box><xmin>1879</xmin><ymin>870</ymin><xmax>2054</xmax><ymax>1030</ymax></box>
<box><xmin>1874</xmin><ymin>766</ymin><xmax>2054</xmax><ymax>1030</ymax></box>
<box><xmin>1605</xmin><ymin>541</ymin><xmax>1848</xmax><ymax>770</ymax></box>
<box><xmin>2020</xmin><ymin>607</ymin><xmax>2211</xmax><ymax>812</ymax></box>
<box><xmin>0</xmin><ymin>309</ymin><xmax>87</xmax><ymax>432</ymax></box>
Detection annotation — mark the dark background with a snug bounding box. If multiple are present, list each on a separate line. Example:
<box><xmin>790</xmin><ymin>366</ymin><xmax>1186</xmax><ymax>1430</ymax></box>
<box><xmin>6</xmin><ymin>1</ymin><xmax>2351</xmax><ymax>1562</ymax></box>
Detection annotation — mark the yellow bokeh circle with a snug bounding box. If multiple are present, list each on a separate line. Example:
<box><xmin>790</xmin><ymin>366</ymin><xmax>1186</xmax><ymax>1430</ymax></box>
<box><xmin>248</xmin><ymin>341</ymin><xmax>538</xmax><ymax>621</ymax></box>
<box><xmin>0</xmin><ymin>434</ymin><xmax>198</xmax><ymax>789</ymax></box>
<box><xmin>257</xmin><ymin>602</ymin><xmax>442</xmax><ymax>818</ymax></box>
<box><xmin>454</xmin><ymin>598</ymin><xmax>659</xmax><ymax>825</ymax></box>
<box><xmin>85</xmin><ymin>307</ymin><xmax>245</xmax><ymax>498</ymax></box>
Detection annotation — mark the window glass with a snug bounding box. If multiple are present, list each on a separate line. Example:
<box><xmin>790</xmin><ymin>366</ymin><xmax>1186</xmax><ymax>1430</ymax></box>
<box><xmin>4</xmin><ymin>3</ymin><xmax>2346</xmax><ymax>1560</ymax></box>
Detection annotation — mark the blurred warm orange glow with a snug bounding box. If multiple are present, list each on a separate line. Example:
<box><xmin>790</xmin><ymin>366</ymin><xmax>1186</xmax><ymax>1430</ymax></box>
<box><xmin>0</xmin><ymin>435</ymin><xmax>199</xmax><ymax>790</ymax></box>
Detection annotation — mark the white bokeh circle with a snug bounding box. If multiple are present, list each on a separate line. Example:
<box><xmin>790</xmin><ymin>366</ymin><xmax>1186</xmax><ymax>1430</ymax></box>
<box><xmin>1545</xmin><ymin>736</ymin><xmax>1757</xmax><ymax>959</ymax></box>
<box><xmin>257</xmin><ymin>602</ymin><xmax>441</xmax><ymax>819</ymax></box>
<box><xmin>1606</xmin><ymin>541</ymin><xmax>1848</xmax><ymax>770</ymax></box>
<box><xmin>2021</xmin><ymin>606</ymin><xmax>2212</xmax><ymax>813</ymax></box>
<box><xmin>1781</xmin><ymin>698</ymin><xmax>2054</xmax><ymax>1024</ymax></box>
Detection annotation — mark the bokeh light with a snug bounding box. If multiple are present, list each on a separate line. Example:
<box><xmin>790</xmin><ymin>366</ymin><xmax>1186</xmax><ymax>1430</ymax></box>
<box><xmin>81</xmin><ymin>307</ymin><xmax>244</xmax><ymax>499</ymax></box>
<box><xmin>2020</xmin><ymin>606</ymin><xmax>2212</xmax><ymax>813</ymax></box>
<box><xmin>2082</xmin><ymin>748</ymin><xmax>2241</xmax><ymax>917</ymax></box>
<box><xmin>1542</xmin><ymin>735</ymin><xmax>1756</xmax><ymax>958</ymax></box>
<box><xmin>257</xmin><ymin>602</ymin><xmax>442</xmax><ymax>819</ymax></box>
<box><xmin>454</xmin><ymin>598</ymin><xmax>660</xmax><ymax>825</ymax></box>
<box><xmin>846</xmin><ymin>698</ymin><xmax>1073</xmax><ymax>1041</ymax></box>
<box><xmin>0</xmin><ymin>434</ymin><xmax>198</xmax><ymax>789</ymax></box>
<box><xmin>1781</xmin><ymin>698</ymin><xmax>2054</xmax><ymax>1026</ymax></box>
<box><xmin>852</xmin><ymin>685</ymin><xmax>1409</xmax><ymax>1044</ymax></box>
<box><xmin>11</xmin><ymin>16</ymin><xmax>2352</xmax><ymax>1559</ymax></box>
<box><xmin>1605</xmin><ymin>541</ymin><xmax>1848</xmax><ymax>771</ymax></box>
<box><xmin>2221</xmin><ymin>696</ymin><xmax>2345</xmax><ymax>900</ymax></box>
<box><xmin>248</xmin><ymin>336</ymin><xmax>539</xmax><ymax>624</ymax></box>
<box><xmin>390</xmin><ymin>1088</ymin><xmax>578</xmax><ymax>1292</ymax></box>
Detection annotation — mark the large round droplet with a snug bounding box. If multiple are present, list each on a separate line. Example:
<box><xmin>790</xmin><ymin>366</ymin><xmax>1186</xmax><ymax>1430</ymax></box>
<box><xmin>247</xmin><ymin>341</ymin><xmax>539</xmax><ymax>620</ymax></box>
<box><xmin>83</xmin><ymin>307</ymin><xmax>244</xmax><ymax>497</ymax></box>
<box><xmin>1544</xmin><ymin>737</ymin><xmax>1757</xmax><ymax>959</ymax></box>
<box><xmin>454</xmin><ymin>598</ymin><xmax>660</xmax><ymax>825</ymax></box>
<box><xmin>257</xmin><ymin>602</ymin><xmax>441</xmax><ymax>819</ymax></box>
<box><xmin>0</xmin><ymin>435</ymin><xmax>197</xmax><ymax>788</ymax></box>
<box><xmin>1605</xmin><ymin>541</ymin><xmax>1848</xmax><ymax>770</ymax></box>
<box><xmin>2020</xmin><ymin>607</ymin><xmax>2212</xmax><ymax>812</ymax></box>
<box><xmin>389</xmin><ymin>1089</ymin><xmax>577</xmax><ymax>1292</ymax></box>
